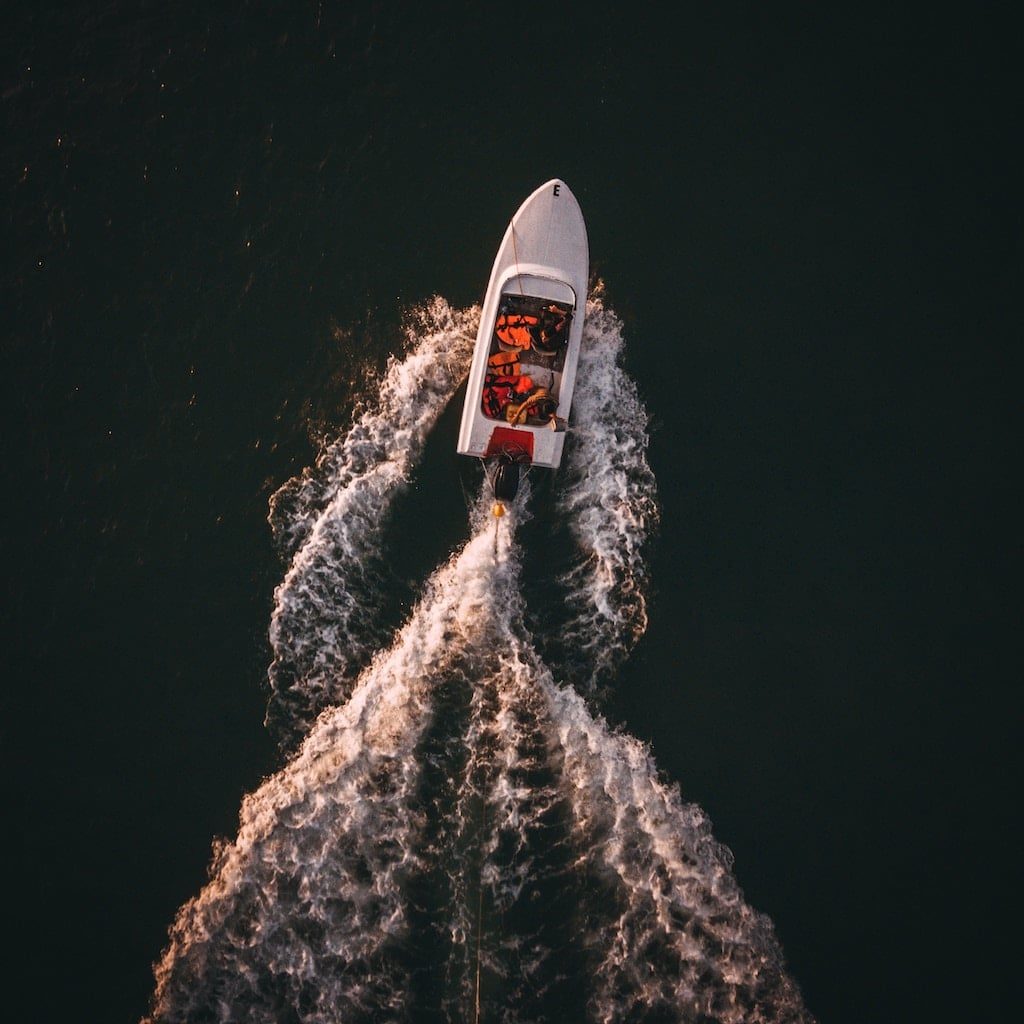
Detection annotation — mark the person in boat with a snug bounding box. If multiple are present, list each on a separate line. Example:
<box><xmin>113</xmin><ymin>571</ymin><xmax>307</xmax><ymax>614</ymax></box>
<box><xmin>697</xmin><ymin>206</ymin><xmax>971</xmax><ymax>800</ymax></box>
<box><xmin>534</xmin><ymin>303</ymin><xmax>570</xmax><ymax>353</ymax></box>
<box><xmin>505</xmin><ymin>389</ymin><xmax>558</xmax><ymax>426</ymax></box>
<box><xmin>482</xmin><ymin>371</ymin><xmax>534</xmax><ymax>419</ymax></box>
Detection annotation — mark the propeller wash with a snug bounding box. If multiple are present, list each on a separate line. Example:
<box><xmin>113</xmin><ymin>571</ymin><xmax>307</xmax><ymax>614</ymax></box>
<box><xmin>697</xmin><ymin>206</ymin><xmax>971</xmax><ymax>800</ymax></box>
<box><xmin>145</xmin><ymin>294</ymin><xmax>814</xmax><ymax>1024</ymax></box>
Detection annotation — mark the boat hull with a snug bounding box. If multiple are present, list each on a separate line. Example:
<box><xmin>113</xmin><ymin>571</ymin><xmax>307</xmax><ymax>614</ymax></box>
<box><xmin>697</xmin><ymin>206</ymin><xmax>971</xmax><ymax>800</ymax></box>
<box><xmin>457</xmin><ymin>179</ymin><xmax>589</xmax><ymax>470</ymax></box>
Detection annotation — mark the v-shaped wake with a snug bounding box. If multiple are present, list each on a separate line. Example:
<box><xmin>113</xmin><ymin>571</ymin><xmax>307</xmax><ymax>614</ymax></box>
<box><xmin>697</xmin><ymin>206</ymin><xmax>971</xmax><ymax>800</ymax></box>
<box><xmin>145</xmin><ymin>294</ymin><xmax>812</xmax><ymax>1024</ymax></box>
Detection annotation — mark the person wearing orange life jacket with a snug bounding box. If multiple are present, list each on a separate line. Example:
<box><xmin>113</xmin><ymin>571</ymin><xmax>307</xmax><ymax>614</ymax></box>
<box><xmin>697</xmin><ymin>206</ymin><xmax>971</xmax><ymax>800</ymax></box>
<box><xmin>505</xmin><ymin>389</ymin><xmax>557</xmax><ymax>426</ymax></box>
<box><xmin>482</xmin><ymin>372</ymin><xmax>534</xmax><ymax>419</ymax></box>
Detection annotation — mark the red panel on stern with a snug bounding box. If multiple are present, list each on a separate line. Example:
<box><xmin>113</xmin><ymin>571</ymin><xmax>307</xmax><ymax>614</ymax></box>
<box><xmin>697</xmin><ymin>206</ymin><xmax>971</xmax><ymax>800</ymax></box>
<box><xmin>485</xmin><ymin>427</ymin><xmax>534</xmax><ymax>462</ymax></box>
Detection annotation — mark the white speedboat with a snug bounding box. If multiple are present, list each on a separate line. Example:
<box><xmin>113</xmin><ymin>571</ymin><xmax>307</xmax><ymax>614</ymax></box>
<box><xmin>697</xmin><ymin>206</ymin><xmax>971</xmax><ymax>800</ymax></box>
<box><xmin>457</xmin><ymin>179</ymin><xmax>589</xmax><ymax>504</ymax></box>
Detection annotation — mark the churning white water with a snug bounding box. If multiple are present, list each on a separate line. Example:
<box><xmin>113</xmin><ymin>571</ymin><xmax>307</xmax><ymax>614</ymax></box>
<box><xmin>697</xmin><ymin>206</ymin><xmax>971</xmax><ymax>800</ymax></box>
<box><xmin>265</xmin><ymin>298</ymin><xmax>478</xmax><ymax>746</ymax></box>
<box><xmin>554</xmin><ymin>288</ymin><xmax>659</xmax><ymax>691</ymax></box>
<box><xmin>145</xmin><ymin>295</ymin><xmax>812</xmax><ymax>1024</ymax></box>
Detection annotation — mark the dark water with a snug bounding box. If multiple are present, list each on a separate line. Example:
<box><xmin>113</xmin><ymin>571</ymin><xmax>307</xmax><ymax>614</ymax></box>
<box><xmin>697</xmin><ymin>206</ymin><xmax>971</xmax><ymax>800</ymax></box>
<box><xmin>3</xmin><ymin>3</ymin><xmax>1016</xmax><ymax>1022</ymax></box>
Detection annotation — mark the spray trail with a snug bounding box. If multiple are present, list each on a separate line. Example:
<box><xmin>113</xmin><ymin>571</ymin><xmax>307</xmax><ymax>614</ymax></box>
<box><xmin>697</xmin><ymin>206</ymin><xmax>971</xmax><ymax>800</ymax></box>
<box><xmin>442</xmin><ymin>495</ymin><xmax>586</xmax><ymax>1022</ymax></box>
<box><xmin>541</xmin><ymin>289</ymin><xmax>658</xmax><ymax>693</ymax></box>
<box><xmin>147</xmin><ymin>493</ymin><xmax>512</xmax><ymax>1024</ymax></box>
<box><xmin>544</xmin><ymin>678</ymin><xmax>809</xmax><ymax>1024</ymax></box>
<box><xmin>147</xmin><ymin>294</ymin><xmax>813</xmax><ymax>1024</ymax></box>
<box><xmin>266</xmin><ymin>297</ymin><xmax>477</xmax><ymax>748</ymax></box>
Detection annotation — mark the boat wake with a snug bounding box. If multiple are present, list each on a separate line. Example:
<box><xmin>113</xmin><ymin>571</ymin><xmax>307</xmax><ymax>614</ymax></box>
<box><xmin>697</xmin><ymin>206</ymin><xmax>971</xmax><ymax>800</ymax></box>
<box><xmin>265</xmin><ymin>298</ymin><xmax>478</xmax><ymax>749</ymax></box>
<box><xmin>548</xmin><ymin>290</ymin><xmax>659</xmax><ymax>693</ymax></box>
<box><xmin>145</xmin><ymin>295</ymin><xmax>812</xmax><ymax>1023</ymax></box>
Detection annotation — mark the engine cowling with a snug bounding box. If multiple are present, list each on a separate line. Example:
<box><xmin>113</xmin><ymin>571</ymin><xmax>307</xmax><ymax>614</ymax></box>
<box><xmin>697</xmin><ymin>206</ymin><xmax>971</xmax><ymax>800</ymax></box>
<box><xmin>493</xmin><ymin>459</ymin><xmax>520</xmax><ymax>502</ymax></box>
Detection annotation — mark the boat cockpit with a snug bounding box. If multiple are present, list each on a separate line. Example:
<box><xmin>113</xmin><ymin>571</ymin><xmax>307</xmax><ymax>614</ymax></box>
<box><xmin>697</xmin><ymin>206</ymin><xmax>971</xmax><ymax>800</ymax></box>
<box><xmin>480</xmin><ymin>291</ymin><xmax>575</xmax><ymax>427</ymax></box>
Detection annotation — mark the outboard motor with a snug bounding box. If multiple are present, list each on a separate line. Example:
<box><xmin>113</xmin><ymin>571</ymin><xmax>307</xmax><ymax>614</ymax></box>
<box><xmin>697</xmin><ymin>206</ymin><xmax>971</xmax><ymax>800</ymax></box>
<box><xmin>492</xmin><ymin>456</ymin><xmax>520</xmax><ymax>502</ymax></box>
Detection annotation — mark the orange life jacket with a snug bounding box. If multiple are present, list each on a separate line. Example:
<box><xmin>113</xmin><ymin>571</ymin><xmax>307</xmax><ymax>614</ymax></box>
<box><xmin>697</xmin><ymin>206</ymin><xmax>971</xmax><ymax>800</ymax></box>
<box><xmin>488</xmin><ymin>350</ymin><xmax>521</xmax><ymax>374</ymax></box>
<box><xmin>496</xmin><ymin>313</ymin><xmax>539</xmax><ymax>349</ymax></box>
<box><xmin>482</xmin><ymin>373</ymin><xmax>535</xmax><ymax>419</ymax></box>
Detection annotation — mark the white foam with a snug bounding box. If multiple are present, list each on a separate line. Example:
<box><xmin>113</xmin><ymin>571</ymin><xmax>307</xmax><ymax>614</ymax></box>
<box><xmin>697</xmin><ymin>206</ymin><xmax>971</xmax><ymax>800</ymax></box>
<box><xmin>437</xmin><ymin>544</ymin><xmax>583</xmax><ymax>1019</ymax></box>
<box><xmin>542</xmin><ymin>676</ymin><xmax>812</xmax><ymax>1023</ymax></box>
<box><xmin>556</xmin><ymin>288</ymin><xmax>659</xmax><ymax>690</ymax></box>
<box><xmin>147</xmin><ymin>294</ymin><xmax>812</xmax><ymax>1024</ymax></box>
<box><xmin>146</xmin><ymin>492</ymin><xmax>516</xmax><ymax>1023</ymax></box>
<box><xmin>265</xmin><ymin>297</ymin><xmax>477</xmax><ymax>744</ymax></box>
